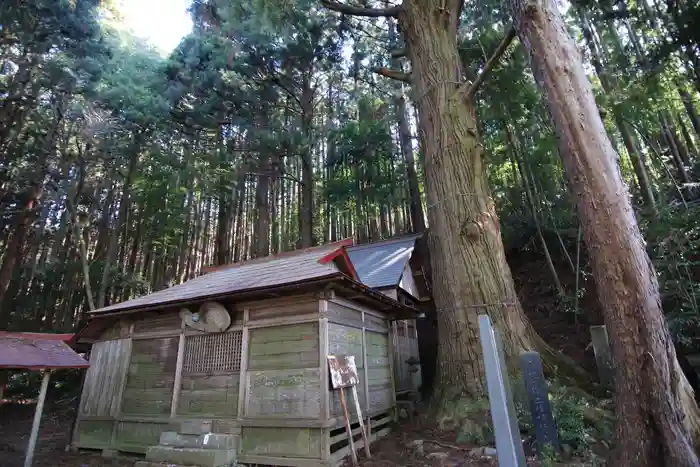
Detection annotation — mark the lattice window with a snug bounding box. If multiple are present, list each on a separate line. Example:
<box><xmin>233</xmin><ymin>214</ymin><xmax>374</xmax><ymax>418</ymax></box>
<box><xmin>182</xmin><ymin>331</ymin><xmax>242</xmax><ymax>374</ymax></box>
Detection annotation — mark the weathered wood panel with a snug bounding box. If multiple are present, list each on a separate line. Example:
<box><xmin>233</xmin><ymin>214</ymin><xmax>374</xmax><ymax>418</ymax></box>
<box><xmin>366</xmin><ymin>331</ymin><xmax>392</xmax><ymax>412</ymax></box>
<box><xmin>364</xmin><ymin>313</ymin><xmax>388</xmax><ymax>333</ymax></box>
<box><xmin>241</xmin><ymin>427</ymin><xmax>323</xmax><ymax>458</ymax></box>
<box><xmin>367</xmin><ymin>385</ymin><xmax>393</xmax><ymax>413</ymax></box>
<box><xmin>132</xmin><ymin>311</ymin><xmax>182</xmax><ymax>335</ymax></box>
<box><xmin>366</xmin><ymin>332</ymin><xmax>389</xmax><ymax>361</ymax></box>
<box><xmin>326</xmin><ymin>301</ymin><xmax>363</xmax><ymax>328</ymax></box>
<box><xmin>177</xmin><ymin>373</ymin><xmax>239</xmax><ymax>417</ymax></box>
<box><xmin>247</xmin><ymin>296</ymin><xmax>319</xmax><ymax>323</ymax></box>
<box><xmin>247</xmin><ymin>323</ymin><xmax>319</xmax><ymax>371</ymax></box>
<box><xmin>245</xmin><ymin>369</ymin><xmax>321</xmax><ymax>418</ymax></box>
<box><xmin>121</xmin><ymin>337</ymin><xmax>178</xmax><ymax>416</ymax></box>
<box><xmin>79</xmin><ymin>338</ymin><xmax>131</xmax><ymax>417</ymax></box>
<box><xmin>114</xmin><ymin>420</ymin><xmax>168</xmax><ymax>453</ymax></box>
<box><xmin>212</xmin><ymin>419</ymin><xmax>240</xmax><ymax>435</ymax></box>
<box><xmin>328</xmin><ymin>324</ymin><xmax>363</xmax><ymax>358</ymax></box>
<box><xmin>328</xmin><ymin>323</ymin><xmax>366</xmax><ymax>416</ymax></box>
<box><xmin>100</xmin><ymin>320</ymin><xmax>130</xmax><ymax>341</ymax></box>
<box><xmin>75</xmin><ymin>420</ymin><xmax>113</xmax><ymax>448</ymax></box>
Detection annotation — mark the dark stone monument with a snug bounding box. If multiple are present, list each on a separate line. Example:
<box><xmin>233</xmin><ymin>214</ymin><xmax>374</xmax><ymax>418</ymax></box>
<box><xmin>520</xmin><ymin>351</ymin><xmax>559</xmax><ymax>455</ymax></box>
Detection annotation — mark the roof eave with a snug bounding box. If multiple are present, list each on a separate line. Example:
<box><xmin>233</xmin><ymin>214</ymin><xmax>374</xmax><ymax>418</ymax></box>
<box><xmin>333</xmin><ymin>276</ymin><xmax>420</xmax><ymax>320</ymax></box>
<box><xmin>88</xmin><ymin>272</ymin><xmax>346</xmax><ymax>318</ymax></box>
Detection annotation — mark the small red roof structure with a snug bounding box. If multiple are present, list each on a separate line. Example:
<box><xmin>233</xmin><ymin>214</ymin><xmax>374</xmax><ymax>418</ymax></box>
<box><xmin>0</xmin><ymin>332</ymin><xmax>90</xmax><ymax>467</ymax></box>
<box><xmin>0</xmin><ymin>334</ymin><xmax>89</xmax><ymax>370</ymax></box>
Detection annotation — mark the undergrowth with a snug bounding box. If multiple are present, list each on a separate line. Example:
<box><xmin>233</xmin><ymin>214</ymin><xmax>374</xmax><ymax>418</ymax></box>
<box><xmin>434</xmin><ymin>377</ymin><xmax>612</xmax><ymax>465</ymax></box>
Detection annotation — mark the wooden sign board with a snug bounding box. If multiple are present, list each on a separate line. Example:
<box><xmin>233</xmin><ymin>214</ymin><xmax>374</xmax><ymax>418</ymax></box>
<box><xmin>327</xmin><ymin>354</ymin><xmax>359</xmax><ymax>389</ymax></box>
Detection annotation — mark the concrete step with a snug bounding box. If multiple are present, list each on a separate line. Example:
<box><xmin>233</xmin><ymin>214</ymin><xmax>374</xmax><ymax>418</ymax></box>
<box><xmin>158</xmin><ymin>431</ymin><xmax>236</xmax><ymax>450</ymax></box>
<box><xmin>145</xmin><ymin>446</ymin><xmax>236</xmax><ymax>467</ymax></box>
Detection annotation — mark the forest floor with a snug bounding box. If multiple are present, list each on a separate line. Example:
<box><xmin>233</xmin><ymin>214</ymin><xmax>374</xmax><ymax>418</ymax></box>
<box><xmin>0</xmin><ymin>399</ymin><xmax>595</xmax><ymax>467</ymax></box>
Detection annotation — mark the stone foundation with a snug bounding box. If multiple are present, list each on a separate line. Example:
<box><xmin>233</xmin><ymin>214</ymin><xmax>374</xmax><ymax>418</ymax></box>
<box><xmin>135</xmin><ymin>419</ymin><xmax>237</xmax><ymax>467</ymax></box>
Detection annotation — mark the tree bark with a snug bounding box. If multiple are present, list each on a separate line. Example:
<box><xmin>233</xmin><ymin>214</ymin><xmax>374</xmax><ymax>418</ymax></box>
<box><xmin>510</xmin><ymin>0</ymin><xmax>700</xmax><ymax>463</ymax></box>
<box><xmin>356</xmin><ymin>0</ymin><xmax>587</xmax><ymax>405</ymax></box>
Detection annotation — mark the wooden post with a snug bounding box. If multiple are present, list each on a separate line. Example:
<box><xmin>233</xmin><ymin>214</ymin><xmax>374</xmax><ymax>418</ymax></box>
<box><xmin>319</xmin><ymin>307</ymin><xmax>330</xmax><ymax>422</ymax></box>
<box><xmin>387</xmin><ymin>321</ymin><xmax>397</xmax><ymax>421</ymax></box>
<box><xmin>25</xmin><ymin>370</ymin><xmax>51</xmax><ymax>467</ymax></box>
<box><xmin>360</xmin><ymin>311</ymin><xmax>371</xmax><ymax>439</ymax></box>
<box><xmin>170</xmin><ymin>329</ymin><xmax>186</xmax><ymax>418</ymax></box>
<box><xmin>339</xmin><ymin>388</ymin><xmax>358</xmax><ymax>466</ymax></box>
<box><xmin>237</xmin><ymin>308</ymin><xmax>250</xmax><ymax>419</ymax></box>
<box><xmin>351</xmin><ymin>385</ymin><xmax>370</xmax><ymax>458</ymax></box>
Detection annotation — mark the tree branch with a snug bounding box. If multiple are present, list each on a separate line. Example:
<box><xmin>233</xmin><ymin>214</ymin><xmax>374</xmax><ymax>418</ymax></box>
<box><xmin>372</xmin><ymin>67</ymin><xmax>412</xmax><ymax>84</ymax></box>
<box><xmin>463</xmin><ymin>26</ymin><xmax>517</xmax><ymax>100</ymax></box>
<box><xmin>320</xmin><ymin>0</ymin><xmax>400</xmax><ymax>17</ymax></box>
<box><xmin>391</xmin><ymin>48</ymin><xmax>406</xmax><ymax>58</ymax></box>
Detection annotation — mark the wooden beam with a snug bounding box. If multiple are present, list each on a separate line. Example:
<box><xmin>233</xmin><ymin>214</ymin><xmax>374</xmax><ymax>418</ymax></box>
<box><xmin>170</xmin><ymin>322</ymin><xmax>186</xmax><ymax>418</ymax></box>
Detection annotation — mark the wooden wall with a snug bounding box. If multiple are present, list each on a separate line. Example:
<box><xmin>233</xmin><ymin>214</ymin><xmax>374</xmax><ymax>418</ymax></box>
<box><xmin>236</xmin><ymin>292</ymin><xmax>397</xmax><ymax>467</ymax></box>
<box><xmin>73</xmin><ymin>291</ymin><xmax>400</xmax><ymax>467</ymax></box>
<box><xmin>73</xmin><ymin>307</ymin><xmax>245</xmax><ymax>454</ymax></box>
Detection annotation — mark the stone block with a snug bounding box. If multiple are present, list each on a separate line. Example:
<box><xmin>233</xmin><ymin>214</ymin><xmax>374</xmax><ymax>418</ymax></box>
<box><xmin>135</xmin><ymin>462</ymin><xmax>189</xmax><ymax>467</ymax></box>
<box><xmin>159</xmin><ymin>431</ymin><xmax>236</xmax><ymax>450</ymax></box>
<box><xmin>101</xmin><ymin>449</ymin><xmax>119</xmax><ymax>458</ymax></box>
<box><xmin>146</xmin><ymin>446</ymin><xmax>236</xmax><ymax>467</ymax></box>
<box><xmin>179</xmin><ymin>419</ymin><xmax>213</xmax><ymax>435</ymax></box>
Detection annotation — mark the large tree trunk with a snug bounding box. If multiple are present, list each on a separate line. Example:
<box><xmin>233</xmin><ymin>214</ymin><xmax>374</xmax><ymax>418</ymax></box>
<box><xmin>390</xmin><ymin>0</ymin><xmax>584</xmax><ymax>404</ymax></box>
<box><xmin>510</xmin><ymin>0</ymin><xmax>700</xmax><ymax>464</ymax></box>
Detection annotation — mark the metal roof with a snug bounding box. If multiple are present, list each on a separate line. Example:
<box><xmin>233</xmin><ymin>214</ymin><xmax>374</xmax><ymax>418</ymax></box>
<box><xmin>346</xmin><ymin>234</ymin><xmax>421</xmax><ymax>289</ymax></box>
<box><xmin>90</xmin><ymin>242</ymin><xmax>348</xmax><ymax>315</ymax></box>
<box><xmin>0</xmin><ymin>334</ymin><xmax>89</xmax><ymax>370</ymax></box>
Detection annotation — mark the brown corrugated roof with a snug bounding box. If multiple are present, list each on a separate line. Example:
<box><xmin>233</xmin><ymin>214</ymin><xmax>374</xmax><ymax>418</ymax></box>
<box><xmin>90</xmin><ymin>241</ymin><xmax>348</xmax><ymax>316</ymax></box>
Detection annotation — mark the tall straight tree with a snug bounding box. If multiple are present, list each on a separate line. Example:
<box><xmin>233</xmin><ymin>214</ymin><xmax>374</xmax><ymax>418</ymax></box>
<box><xmin>510</xmin><ymin>0</ymin><xmax>700</xmax><ymax>464</ymax></box>
<box><xmin>321</xmin><ymin>0</ymin><xmax>587</xmax><ymax>408</ymax></box>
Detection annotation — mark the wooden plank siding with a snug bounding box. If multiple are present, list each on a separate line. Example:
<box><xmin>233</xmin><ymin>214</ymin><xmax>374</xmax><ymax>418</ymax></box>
<box><xmin>78</xmin><ymin>338</ymin><xmax>131</xmax><ymax>417</ymax></box>
<box><xmin>328</xmin><ymin>322</ymin><xmax>366</xmax><ymax>417</ymax></box>
<box><xmin>74</xmin><ymin>338</ymin><xmax>131</xmax><ymax>449</ymax></box>
<box><xmin>74</xmin><ymin>291</ymin><xmax>400</xmax><ymax>466</ymax></box>
<box><xmin>120</xmin><ymin>337</ymin><xmax>178</xmax><ymax>416</ymax></box>
<box><xmin>244</xmin><ymin>322</ymin><xmax>321</xmax><ymax>418</ymax></box>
